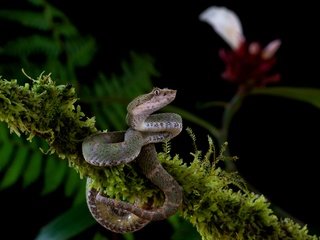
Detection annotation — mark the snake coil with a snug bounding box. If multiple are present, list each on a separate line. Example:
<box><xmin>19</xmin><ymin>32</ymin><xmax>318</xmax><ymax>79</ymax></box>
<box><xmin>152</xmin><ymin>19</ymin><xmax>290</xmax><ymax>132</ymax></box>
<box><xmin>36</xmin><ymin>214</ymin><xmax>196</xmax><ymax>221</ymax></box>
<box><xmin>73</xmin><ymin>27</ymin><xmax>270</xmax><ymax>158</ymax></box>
<box><xmin>82</xmin><ymin>88</ymin><xmax>183</xmax><ymax>233</ymax></box>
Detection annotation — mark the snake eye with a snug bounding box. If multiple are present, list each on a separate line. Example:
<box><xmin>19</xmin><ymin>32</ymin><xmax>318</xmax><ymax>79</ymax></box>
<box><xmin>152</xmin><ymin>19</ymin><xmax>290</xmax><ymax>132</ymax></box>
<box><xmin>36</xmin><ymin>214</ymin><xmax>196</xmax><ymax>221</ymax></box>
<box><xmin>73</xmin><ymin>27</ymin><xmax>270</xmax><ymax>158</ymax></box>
<box><xmin>153</xmin><ymin>88</ymin><xmax>160</xmax><ymax>95</ymax></box>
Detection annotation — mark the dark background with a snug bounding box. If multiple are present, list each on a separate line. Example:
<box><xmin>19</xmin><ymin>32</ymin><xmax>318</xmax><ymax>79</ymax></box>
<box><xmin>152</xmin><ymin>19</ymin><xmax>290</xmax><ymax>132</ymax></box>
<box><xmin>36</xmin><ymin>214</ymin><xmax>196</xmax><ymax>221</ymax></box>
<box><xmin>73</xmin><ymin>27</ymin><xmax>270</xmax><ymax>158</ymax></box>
<box><xmin>1</xmin><ymin>0</ymin><xmax>320</xmax><ymax>239</ymax></box>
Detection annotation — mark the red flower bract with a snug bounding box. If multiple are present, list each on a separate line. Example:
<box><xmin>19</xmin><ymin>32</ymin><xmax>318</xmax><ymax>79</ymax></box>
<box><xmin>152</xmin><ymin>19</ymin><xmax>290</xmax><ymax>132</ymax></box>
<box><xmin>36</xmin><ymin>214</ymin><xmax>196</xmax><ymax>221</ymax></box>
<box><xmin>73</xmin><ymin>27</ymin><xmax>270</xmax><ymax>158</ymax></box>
<box><xmin>219</xmin><ymin>41</ymin><xmax>280</xmax><ymax>88</ymax></box>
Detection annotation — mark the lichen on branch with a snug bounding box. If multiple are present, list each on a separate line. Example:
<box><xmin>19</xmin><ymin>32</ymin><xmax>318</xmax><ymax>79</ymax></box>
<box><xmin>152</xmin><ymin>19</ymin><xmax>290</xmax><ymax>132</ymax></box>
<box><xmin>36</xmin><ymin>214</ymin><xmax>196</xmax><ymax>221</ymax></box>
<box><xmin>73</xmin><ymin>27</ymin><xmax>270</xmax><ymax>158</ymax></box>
<box><xmin>0</xmin><ymin>74</ymin><xmax>318</xmax><ymax>239</ymax></box>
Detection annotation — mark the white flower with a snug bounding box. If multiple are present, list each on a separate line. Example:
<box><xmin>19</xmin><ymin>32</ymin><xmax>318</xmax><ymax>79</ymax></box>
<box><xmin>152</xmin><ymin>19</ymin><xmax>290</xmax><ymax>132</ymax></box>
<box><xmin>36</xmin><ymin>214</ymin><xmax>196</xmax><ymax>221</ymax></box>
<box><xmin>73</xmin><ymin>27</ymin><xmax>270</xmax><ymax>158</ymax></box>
<box><xmin>199</xmin><ymin>6</ymin><xmax>244</xmax><ymax>49</ymax></box>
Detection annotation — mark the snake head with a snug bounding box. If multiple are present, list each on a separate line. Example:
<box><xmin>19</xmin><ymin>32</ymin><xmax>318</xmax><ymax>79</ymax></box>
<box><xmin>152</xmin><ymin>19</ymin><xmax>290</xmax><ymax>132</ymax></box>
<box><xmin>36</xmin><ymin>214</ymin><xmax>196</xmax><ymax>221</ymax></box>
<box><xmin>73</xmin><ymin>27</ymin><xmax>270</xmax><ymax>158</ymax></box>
<box><xmin>127</xmin><ymin>87</ymin><xmax>177</xmax><ymax>116</ymax></box>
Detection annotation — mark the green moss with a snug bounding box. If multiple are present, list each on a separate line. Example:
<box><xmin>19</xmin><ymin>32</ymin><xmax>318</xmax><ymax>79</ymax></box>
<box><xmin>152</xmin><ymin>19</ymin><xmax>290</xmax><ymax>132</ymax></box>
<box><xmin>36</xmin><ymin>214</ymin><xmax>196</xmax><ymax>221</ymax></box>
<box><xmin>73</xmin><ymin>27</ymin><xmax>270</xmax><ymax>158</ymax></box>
<box><xmin>0</xmin><ymin>75</ymin><xmax>318</xmax><ymax>239</ymax></box>
<box><xmin>0</xmin><ymin>73</ymin><xmax>160</xmax><ymax>203</ymax></box>
<box><xmin>0</xmin><ymin>73</ymin><xmax>96</xmax><ymax>176</ymax></box>
<box><xmin>159</xmin><ymin>140</ymin><xmax>318</xmax><ymax>239</ymax></box>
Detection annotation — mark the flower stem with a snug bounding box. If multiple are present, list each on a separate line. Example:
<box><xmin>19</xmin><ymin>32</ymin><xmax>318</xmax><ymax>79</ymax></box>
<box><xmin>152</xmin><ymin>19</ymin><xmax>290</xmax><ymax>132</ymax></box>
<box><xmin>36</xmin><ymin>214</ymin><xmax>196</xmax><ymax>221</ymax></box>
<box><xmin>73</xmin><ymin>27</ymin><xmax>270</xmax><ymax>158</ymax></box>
<box><xmin>164</xmin><ymin>105</ymin><xmax>221</xmax><ymax>140</ymax></box>
<box><xmin>219</xmin><ymin>88</ymin><xmax>246</xmax><ymax>171</ymax></box>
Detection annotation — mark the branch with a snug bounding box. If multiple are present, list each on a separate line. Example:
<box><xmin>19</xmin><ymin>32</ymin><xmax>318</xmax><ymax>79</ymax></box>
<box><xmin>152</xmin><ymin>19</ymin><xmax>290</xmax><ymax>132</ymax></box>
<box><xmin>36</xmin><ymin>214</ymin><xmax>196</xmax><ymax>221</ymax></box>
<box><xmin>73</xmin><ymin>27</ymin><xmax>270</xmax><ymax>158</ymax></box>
<box><xmin>0</xmin><ymin>73</ymin><xmax>97</xmax><ymax>178</ymax></box>
<box><xmin>0</xmin><ymin>74</ymin><xmax>318</xmax><ymax>239</ymax></box>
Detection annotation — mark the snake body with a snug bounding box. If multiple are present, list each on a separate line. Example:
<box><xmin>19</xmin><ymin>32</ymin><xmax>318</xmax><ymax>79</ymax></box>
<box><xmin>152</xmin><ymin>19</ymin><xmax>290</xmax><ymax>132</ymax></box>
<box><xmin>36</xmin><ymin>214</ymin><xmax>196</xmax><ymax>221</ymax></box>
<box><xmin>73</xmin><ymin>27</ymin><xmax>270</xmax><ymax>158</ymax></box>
<box><xmin>82</xmin><ymin>88</ymin><xmax>183</xmax><ymax>233</ymax></box>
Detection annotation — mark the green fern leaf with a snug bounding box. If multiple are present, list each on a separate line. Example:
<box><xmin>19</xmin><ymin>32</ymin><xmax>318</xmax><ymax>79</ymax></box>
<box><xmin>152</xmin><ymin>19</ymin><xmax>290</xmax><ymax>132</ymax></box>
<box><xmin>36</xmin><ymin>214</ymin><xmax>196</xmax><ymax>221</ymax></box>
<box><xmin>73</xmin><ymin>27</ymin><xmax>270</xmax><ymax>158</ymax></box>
<box><xmin>64</xmin><ymin>169</ymin><xmax>81</xmax><ymax>197</ymax></box>
<box><xmin>72</xmin><ymin>180</ymin><xmax>86</xmax><ymax>206</ymax></box>
<box><xmin>66</xmin><ymin>37</ymin><xmax>96</xmax><ymax>67</ymax></box>
<box><xmin>123</xmin><ymin>233</ymin><xmax>135</xmax><ymax>240</ymax></box>
<box><xmin>93</xmin><ymin>232</ymin><xmax>110</xmax><ymax>240</ymax></box>
<box><xmin>2</xmin><ymin>35</ymin><xmax>61</xmax><ymax>58</ymax></box>
<box><xmin>22</xmin><ymin>151</ymin><xmax>43</xmax><ymax>187</ymax></box>
<box><xmin>0</xmin><ymin>10</ymin><xmax>51</xmax><ymax>30</ymax></box>
<box><xmin>0</xmin><ymin>141</ymin><xmax>14</xmax><ymax>170</ymax></box>
<box><xmin>0</xmin><ymin>124</ymin><xmax>15</xmax><ymax>170</ymax></box>
<box><xmin>0</xmin><ymin>123</ymin><xmax>42</xmax><ymax>188</ymax></box>
<box><xmin>28</xmin><ymin>0</ymin><xmax>45</xmax><ymax>7</ymax></box>
<box><xmin>104</xmin><ymin>106</ymin><xmax>124</xmax><ymax>130</ymax></box>
<box><xmin>81</xmin><ymin>52</ymin><xmax>157</xmax><ymax>130</ymax></box>
<box><xmin>0</xmin><ymin>123</ymin><xmax>78</xmax><ymax>195</ymax></box>
<box><xmin>42</xmin><ymin>155</ymin><xmax>68</xmax><ymax>195</ymax></box>
<box><xmin>0</xmin><ymin>146</ymin><xmax>29</xmax><ymax>189</ymax></box>
<box><xmin>35</xmin><ymin>202</ymin><xmax>95</xmax><ymax>240</ymax></box>
<box><xmin>55</xmin><ymin>23</ymin><xmax>78</xmax><ymax>37</ymax></box>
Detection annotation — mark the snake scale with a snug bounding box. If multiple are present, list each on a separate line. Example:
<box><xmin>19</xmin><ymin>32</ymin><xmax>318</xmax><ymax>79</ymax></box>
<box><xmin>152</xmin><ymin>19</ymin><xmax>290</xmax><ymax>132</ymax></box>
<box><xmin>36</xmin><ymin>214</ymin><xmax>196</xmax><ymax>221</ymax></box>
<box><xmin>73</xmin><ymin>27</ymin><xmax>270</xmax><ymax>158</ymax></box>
<box><xmin>82</xmin><ymin>88</ymin><xmax>183</xmax><ymax>233</ymax></box>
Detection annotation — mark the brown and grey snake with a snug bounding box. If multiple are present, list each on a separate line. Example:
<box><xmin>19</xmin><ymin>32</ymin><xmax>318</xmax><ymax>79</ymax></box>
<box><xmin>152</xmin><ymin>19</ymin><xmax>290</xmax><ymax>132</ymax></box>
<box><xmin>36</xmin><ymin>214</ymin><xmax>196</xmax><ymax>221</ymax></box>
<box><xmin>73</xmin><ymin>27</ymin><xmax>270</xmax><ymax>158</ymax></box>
<box><xmin>82</xmin><ymin>88</ymin><xmax>183</xmax><ymax>233</ymax></box>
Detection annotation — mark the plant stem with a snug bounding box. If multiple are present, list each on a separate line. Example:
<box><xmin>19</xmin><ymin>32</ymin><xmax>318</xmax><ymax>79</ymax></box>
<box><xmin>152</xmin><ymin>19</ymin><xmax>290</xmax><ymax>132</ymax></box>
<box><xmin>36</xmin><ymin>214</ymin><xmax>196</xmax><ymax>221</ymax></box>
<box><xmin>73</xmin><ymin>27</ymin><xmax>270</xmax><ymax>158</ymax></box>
<box><xmin>219</xmin><ymin>89</ymin><xmax>246</xmax><ymax>171</ymax></box>
<box><xmin>163</xmin><ymin>105</ymin><xmax>221</xmax><ymax>140</ymax></box>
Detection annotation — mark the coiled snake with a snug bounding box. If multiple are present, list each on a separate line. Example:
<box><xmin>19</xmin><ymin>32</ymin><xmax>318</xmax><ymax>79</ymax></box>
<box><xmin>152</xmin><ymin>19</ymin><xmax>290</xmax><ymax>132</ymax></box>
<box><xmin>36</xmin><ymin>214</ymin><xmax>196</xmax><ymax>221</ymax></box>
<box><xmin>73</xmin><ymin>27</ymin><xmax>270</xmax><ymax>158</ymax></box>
<box><xmin>82</xmin><ymin>88</ymin><xmax>183</xmax><ymax>233</ymax></box>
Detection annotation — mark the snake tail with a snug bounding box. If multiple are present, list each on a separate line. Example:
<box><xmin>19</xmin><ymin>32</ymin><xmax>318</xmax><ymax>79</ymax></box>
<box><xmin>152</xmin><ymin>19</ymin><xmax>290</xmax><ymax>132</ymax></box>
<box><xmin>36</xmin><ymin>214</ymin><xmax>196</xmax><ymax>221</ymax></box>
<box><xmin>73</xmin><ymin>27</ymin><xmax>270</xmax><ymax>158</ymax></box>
<box><xmin>86</xmin><ymin>179</ymin><xmax>149</xmax><ymax>233</ymax></box>
<box><xmin>96</xmin><ymin>144</ymin><xmax>183</xmax><ymax>221</ymax></box>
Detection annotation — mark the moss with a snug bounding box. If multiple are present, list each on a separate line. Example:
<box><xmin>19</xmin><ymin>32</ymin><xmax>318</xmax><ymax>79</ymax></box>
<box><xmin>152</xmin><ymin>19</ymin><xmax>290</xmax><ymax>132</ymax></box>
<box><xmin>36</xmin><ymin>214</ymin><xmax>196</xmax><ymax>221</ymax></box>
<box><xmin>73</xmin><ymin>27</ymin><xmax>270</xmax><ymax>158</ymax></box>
<box><xmin>0</xmin><ymin>73</ymin><xmax>96</xmax><ymax>176</ymax></box>
<box><xmin>0</xmin><ymin>73</ymin><xmax>160</xmax><ymax>203</ymax></box>
<box><xmin>159</xmin><ymin>141</ymin><xmax>318</xmax><ymax>239</ymax></box>
<box><xmin>0</xmin><ymin>74</ymin><xmax>318</xmax><ymax>239</ymax></box>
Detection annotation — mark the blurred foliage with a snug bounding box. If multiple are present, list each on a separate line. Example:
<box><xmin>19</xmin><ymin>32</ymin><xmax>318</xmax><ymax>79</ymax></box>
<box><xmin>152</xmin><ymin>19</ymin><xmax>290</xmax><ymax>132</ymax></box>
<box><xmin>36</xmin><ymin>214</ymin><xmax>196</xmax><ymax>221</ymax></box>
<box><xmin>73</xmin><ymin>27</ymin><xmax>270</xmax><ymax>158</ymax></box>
<box><xmin>35</xmin><ymin>202</ymin><xmax>95</xmax><ymax>240</ymax></box>
<box><xmin>169</xmin><ymin>215</ymin><xmax>201</xmax><ymax>240</ymax></box>
<box><xmin>0</xmin><ymin>0</ymin><xmax>94</xmax><ymax>85</ymax></box>
<box><xmin>252</xmin><ymin>87</ymin><xmax>320</xmax><ymax>109</ymax></box>
<box><xmin>81</xmin><ymin>52</ymin><xmax>157</xmax><ymax>130</ymax></box>
<box><xmin>0</xmin><ymin>0</ymin><xmax>96</xmax><ymax>206</ymax></box>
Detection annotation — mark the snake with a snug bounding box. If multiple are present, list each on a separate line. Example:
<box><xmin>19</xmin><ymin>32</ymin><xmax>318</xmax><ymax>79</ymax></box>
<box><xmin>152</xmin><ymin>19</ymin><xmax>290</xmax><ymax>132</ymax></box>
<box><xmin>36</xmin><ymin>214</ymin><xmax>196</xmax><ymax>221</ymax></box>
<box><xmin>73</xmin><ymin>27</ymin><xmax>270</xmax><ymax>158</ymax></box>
<box><xmin>82</xmin><ymin>87</ymin><xmax>183</xmax><ymax>233</ymax></box>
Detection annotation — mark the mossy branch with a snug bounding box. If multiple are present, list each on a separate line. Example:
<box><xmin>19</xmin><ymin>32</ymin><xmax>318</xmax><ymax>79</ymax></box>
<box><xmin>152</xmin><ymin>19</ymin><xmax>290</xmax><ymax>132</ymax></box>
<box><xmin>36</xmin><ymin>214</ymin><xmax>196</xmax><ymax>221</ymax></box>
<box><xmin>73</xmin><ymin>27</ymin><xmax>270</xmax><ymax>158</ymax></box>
<box><xmin>0</xmin><ymin>74</ymin><xmax>318</xmax><ymax>239</ymax></box>
<box><xmin>0</xmin><ymin>73</ymin><xmax>97</xmax><ymax>178</ymax></box>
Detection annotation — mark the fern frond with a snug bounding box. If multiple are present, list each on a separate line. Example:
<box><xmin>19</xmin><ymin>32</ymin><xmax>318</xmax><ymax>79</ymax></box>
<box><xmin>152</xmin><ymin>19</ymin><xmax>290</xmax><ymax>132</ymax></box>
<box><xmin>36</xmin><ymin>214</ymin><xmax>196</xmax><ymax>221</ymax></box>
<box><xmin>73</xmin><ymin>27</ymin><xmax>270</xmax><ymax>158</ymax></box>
<box><xmin>0</xmin><ymin>1</ymin><xmax>89</xmax><ymax>87</ymax></box>
<box><xmin>22</xmin><ymin>150</ymin><xmax>42</xmax><ymax>187</ymax></box>
<box><xmin>0</xmin><ymin>3</ymin><xmax>71</xmax><ymax>33</ymax></box>
<box><xmin>81</xmin><ymin>52</ymin><xmax>157</xmax><ymax>130</ymax></box>
<box><xmin>0</xmin><ymin>143</ymin><xmax>29</xmax><ymax>189</ymax></box>
<box><xmin>0</xmin><ymin>123</ymin><xmax>35</xmax><ymax>189</ymax></box>
<box><xmin>0</xmin><ymin>10</ymin><xmax>51</xmax><ymax>31</ymax></box>
<box><xmin>2</xmin><ymin>35</ymin><xmax>61</xmax><ymax>58</ymax></box>
<box><xmin>0</xmin><ymin>122</ymin><xmax>82</xmax><ymax>200</ymax></box>
<box><xmin>0</xmin><ymin>124</ymin><xmax>14</xmax><ymax>170</ymax></box>
<box><xmin>66</xmin><ymin>37</ymin><xmax>96</xmax><ymax>67</ymax></box>
<box><xmin>55</xmin><ymin>22</ymin><xmax>78</xmax><ymax>37</ymax></box>
<box><xmin>0</xmin><ymin>125</ymin><xmax>42</xmax><ymax>190</ymax></box>
<box><xmin>28</xmin><ymin>0</ymin><xmax>45</xmax><ymax>7</ymax></box>
<box><xmin>64</xmin><ymin>168</ymin><xmax>82</xmax><ymax>197</ymax></box>
<box><xmin>42</xmin><ymin>154</ymin><xmax>68</xmax><ymax>194</ymax></box>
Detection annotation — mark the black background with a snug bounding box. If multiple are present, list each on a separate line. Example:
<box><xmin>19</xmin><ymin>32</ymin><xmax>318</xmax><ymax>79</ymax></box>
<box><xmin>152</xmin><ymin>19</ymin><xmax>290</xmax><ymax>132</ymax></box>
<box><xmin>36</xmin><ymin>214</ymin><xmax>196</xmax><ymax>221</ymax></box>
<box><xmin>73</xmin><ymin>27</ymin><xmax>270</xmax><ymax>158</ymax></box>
<box><xmin>1</xmin><ymin>0</ymin><xmax>320</xmax><ymax>239</ymax></box>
